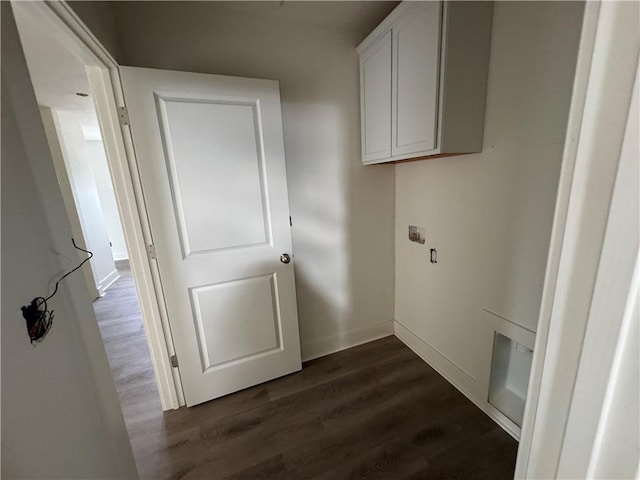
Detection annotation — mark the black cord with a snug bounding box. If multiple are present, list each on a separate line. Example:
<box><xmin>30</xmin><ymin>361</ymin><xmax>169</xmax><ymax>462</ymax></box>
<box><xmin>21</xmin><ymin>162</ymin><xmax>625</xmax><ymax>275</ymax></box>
<box><xmin>41</xmin><ymin>238</ymin><xmax>94</xmax><ymax>303</ymax></box>
<box><xmin>21</xmin><ymin>238</ymin><xmax>94</xmax><ymax>343</ymax></box>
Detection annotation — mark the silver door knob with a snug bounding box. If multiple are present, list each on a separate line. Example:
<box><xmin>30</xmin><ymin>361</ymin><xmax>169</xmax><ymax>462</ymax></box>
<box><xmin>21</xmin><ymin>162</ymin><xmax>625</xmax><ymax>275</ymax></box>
<box><xmin>280</xmin><ymin>253</ymin><xmax>291</xmax><ymax>264</ymax></box>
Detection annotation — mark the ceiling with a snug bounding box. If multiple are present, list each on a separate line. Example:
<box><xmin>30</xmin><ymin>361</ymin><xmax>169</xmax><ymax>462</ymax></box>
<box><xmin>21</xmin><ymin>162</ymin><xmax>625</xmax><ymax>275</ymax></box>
<box><xmin>13</xmin><ymin>0</ymin><xmax>399</xmax><ymax>118</ymax></box>
<box><xmin>110</xmin><ymin>1</ymin><xmax>399</xmax><ymax>44</ymax></box>
<box><xmin>12</xmin><ymin>2</ymin><xmax>96</xmax><ymax>116</ymax></box>
<box><xmin>204</xmin><ymin>1</ymin><xmax>399</xmax><ymax>38</ymax></box>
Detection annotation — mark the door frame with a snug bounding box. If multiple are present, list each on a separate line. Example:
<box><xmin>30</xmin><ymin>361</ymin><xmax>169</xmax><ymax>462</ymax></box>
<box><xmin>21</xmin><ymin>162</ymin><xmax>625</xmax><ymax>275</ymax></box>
<box><xmin>515</xmin><ymin>1</ymin><xmax>639</xmax><ymax>477</ymax></box>
<box><xmin>13</xmin><ymin>0</ymin><xmax>184</xmax><ymax>410</ymax></box>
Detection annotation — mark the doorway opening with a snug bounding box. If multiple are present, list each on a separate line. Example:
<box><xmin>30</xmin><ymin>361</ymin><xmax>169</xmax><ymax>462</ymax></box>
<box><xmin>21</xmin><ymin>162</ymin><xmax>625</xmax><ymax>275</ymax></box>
<box><xmin>11</xmin><ymin>1</ymin><xmax>173</xmax><ymax>421</ymax></box>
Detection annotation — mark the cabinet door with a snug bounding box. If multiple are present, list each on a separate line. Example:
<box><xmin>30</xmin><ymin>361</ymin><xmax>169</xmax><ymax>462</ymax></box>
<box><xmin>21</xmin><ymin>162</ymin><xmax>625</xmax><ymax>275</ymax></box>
<box><xmin>392</xmin><ymin>2</ymin><xmax>442</xmax><ymax>157</ymax></box>
<box><xmin>360</xmin><ymin>31</ymin><xmax>392</xmax><ymax>164</ymax></box>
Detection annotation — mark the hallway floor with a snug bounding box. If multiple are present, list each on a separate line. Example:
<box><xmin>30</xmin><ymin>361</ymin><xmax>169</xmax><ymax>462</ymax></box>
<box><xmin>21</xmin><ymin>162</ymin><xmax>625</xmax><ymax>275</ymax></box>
<box><xmin>94</xmin><ymin>269</ymin><xmax>518</xmax><ymax>479</ymax></box>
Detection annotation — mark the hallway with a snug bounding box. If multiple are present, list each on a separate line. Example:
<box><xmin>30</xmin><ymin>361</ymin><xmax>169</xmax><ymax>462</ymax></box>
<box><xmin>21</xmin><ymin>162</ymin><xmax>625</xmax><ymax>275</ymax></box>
<box><xmin>93</xmin><ymin>267</ymin><xmax>162</xmax><ymax>420</ymax></box>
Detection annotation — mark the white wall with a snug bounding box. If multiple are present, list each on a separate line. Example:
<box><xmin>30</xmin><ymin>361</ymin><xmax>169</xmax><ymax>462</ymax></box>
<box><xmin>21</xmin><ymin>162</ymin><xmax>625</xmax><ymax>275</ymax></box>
<box><xmin>1</xmin><ymin>2</ymin><xmax>137</xmax><ymax>477</ymax></box>
<box><xmin>85</xmin><ymin>138</ymin><xmax>129</xmax><ymax>261</ymax></box>
<box><xmin>518</xmin><ymin>4</ymin><xmax>640</xmax><ymax>473</ymax></box>
<box><xmin>41</xmin><ymin>106</ymin><xmax>101</xmax><ymax>300</ymax></box>
<box><xmin>54</xmin><ymin>110</ymin><xmax>120</xmax><ymax>293</ymax></box>
<box><xmin>107</xmin><ymin>1</ymin><xmax>398</xmax><ymax>360</ymax></box>
<box><xmin>394</xmin><ymin>2</ymin><xmax>583</xmax><ymax>411</ymax></box>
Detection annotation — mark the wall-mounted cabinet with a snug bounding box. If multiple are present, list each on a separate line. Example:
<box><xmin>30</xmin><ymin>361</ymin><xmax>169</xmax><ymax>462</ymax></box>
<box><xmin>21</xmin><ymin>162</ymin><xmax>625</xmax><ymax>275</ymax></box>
<box><xmin>358</xmin><ymin>1</ymin><xmax>493</xmax><ymax>165</ymax></box>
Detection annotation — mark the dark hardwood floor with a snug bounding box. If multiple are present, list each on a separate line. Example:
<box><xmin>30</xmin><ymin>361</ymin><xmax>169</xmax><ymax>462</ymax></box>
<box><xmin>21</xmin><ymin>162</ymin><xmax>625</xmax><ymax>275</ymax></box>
<box><xmin>94</xmin><ymin>268</ymin><xmax>518</xmax><ymax>479</ymax></box>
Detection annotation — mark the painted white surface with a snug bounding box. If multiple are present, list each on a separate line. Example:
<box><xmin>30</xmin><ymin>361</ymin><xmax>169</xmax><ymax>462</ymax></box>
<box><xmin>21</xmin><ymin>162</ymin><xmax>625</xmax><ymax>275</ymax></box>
<box><xmin>82</xmin><ymin>124</ymin><xmax>102</xmax><ymax>141</ymax></box>
<box><xmin>392</xmin><ymin>1</ymin><xmax>441</xmax><ymax>156</ymax></box>
<box><xmin>488</xmin><ymin>333</ymin><xmax>533</xmax><ymax>427</ymax></box>
<box><xmin>1</xmin><ymin>3</ymin><xmax>137</xmax><ymax>476</ymax></box>
<box><xmin>15</xmin><ymin>0</ymin><xmax>128</xmax><ymax>265</ymax></box>
<box><xmin>85</xmin><ymin>139</ymin><xmax>129</xmax><ymax>261</ymax></box>
<box><xmin>158</xmin><ymin>97</ymin><xmax>269</xmax><ymax>255</ymax></box>
<box><xmin>15</xmin><ymin>3</ymin><xmax>108</xmax><ymax>298</ymax></box>
<box><xmin>586</xmin><ymin>174</ymin><xmax>639</xmax><ymax>476</ymax></box>
<box><xmin>303</xmin><ymin>320</ymin><xmax>394</xmax><ymax>361</ymax></box>
<box><xmin>13</xmin><ymin>0</ymin><xmax>184</xmax><ymax>410</ymax></box>
<box><xmin>588</xmin><ymin>264</ymin><xmax>639</xmax><ymax>480</ymax></box>
<box><xmin>514</xmin><ymin>3</ymin><xmax>602</xmax><ymax>474</ymax></box>
<box><xmin>40</xmin><ymin>107</ymin><xmax>100</xmax><ymax>301</ymax></box>
<box><xmin>12</xmin><ymin>1</ymin><xmax>93</xmax><ymax>113</ymax></box>
<box><xmin>518</xmin><ymin>2</ymin><xmax>640</xmax><ymax>476</ymax></box>
<box><xmin>121</xmin><ymin>66</ymin><xmax>302</xmax><ymax>406</ymax></box>
<box><xmin>111</xmin><ymin>2</ymin><xmax>397</xmax><ymax>361</ymax></box>
<box><xmin>559</xmin><ymin>61</ymin><xmax>639</xmax><ymax>478</ymax></box>
<box><xmin>54</xmin><ymin>109</ymin><xmax>118</xmax><ymax>294</ymax></box>
<box><xmin>358</xmin><ymin>1</ymin><xmax>493</xmax><ymax>164</ymax></box>
<box><xmin>394</xmin><ymin>0</ymin><xmax>583</xmax><ymax>431</ymax></box>
<box><xmin>360</xmin><ymin>31</ymin><xmax>392</xmax><ymax>164</ymax></box>
<box><xmin>88</xmin><ymin>62</ymin><xmax>184</xmax><ymax>408</ymax></box>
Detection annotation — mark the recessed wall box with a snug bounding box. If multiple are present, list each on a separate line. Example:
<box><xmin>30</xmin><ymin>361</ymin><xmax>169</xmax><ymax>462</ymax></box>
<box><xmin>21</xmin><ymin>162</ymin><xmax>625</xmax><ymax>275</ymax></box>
<box><xmin>408</xmin><ymin>225</ymin><xmax>425</xmax><ymax>244</ymax></box>
<box><xmin>488</xmin><ymin>332</ymin><xmax>534</xmax><ymax>427</ymax></box>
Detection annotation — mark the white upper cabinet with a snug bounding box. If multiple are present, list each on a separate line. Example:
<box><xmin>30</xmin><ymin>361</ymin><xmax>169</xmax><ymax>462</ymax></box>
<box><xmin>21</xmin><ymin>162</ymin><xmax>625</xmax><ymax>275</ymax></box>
<box><xmin>358</xmin><ymin>1</ymin><xmax>493</xmax><ymax>164</ymax></box>
<box><xmin>360</xmin><ymin>31</ymin><xmax>392</xmax><ymax>163</ymax></box>
<box><xmin>392</xmin><ymin>2</ymin><xmax>441</xmax><ymax>157</ymax></box>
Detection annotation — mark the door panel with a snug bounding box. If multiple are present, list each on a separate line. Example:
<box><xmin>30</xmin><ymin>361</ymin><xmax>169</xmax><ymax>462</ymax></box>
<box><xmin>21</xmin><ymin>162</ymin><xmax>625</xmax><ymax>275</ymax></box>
<box><xmin>360</xmin><ymin>31</ymin><xmax>392</xmax><ymax>163</ymax></box>
<box><xmin>392</xmin><ymin>2</ymin><xmax>442</xmax><ymax>156</ymax></box>
<box><xmin>190</xmin><ymin>274</ymin><xmax>282</xmax><ymax>371</ymax></box>
<box><xmin>120</xmin><ymin>67</ymin><xmax>301</xmax><ymax>406</ymax></box>
<box><xmin>156</xmin><ymin>96</ymin><xmax>270</xmax><ymax>255</ymax></box>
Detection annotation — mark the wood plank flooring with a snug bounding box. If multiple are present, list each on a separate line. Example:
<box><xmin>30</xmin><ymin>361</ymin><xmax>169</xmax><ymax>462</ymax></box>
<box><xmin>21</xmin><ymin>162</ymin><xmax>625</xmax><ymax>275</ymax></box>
<box><xmin>94</xmin><ymin>268</ymin><xmax>518</xmax><ymax>479</ymax></box>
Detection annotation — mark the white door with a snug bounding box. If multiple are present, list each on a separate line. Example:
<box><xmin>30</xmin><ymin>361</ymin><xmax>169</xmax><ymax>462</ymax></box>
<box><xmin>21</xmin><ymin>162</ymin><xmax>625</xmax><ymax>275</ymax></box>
<box><xmin>120</xmin><ymin>67</ymin><xmax>301</xmax><ymax>407</ymax></box>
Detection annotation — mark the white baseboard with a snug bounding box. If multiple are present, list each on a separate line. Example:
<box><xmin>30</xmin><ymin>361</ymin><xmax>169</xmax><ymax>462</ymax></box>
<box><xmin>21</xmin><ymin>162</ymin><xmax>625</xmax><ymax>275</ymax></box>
<box><xmin>393</xmin><ymin>320</ymin><xmax>521</xmax><ymax>440</ymax></box>
<box><xmin>98</xmin><ymin>268</ymin><xmax>120</xmax><ymax>296</ymax></box>
<box><xmin>301</xmin><ymin>320</ymin><xmax>394</xmax><ymax>362</ymax></box>
<box><xmin>114</xmin><ymin>259</ymin><xmax>130</xmax><ymax>270</ymax></box>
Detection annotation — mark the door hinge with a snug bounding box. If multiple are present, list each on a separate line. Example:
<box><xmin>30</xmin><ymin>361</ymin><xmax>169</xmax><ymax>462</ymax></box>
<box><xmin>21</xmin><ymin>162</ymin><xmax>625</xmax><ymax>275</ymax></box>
<box><xmin>118</xmin><ymin>106</ymin><xmax>130</xmax><ymax>126</ymax></box>
<box><xmin>170</xmin><ymin>354</ymin><xmax>179</xmax><ymax>368</ymax></box>
<box><xmin>146</xmin><ymin>244</ymin><xmax>157</xmax><ymax>260</ymax></box>
<box><xmin>289</xmin><ymin>216</ymin><xmax>292</xmax><ymax>227</ymax></box>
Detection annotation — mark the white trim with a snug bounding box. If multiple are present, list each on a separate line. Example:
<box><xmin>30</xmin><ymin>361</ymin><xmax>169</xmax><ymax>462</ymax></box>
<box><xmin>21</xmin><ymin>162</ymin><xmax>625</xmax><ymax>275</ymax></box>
<box><xmin>301</xmin><ymin>321</ymin><xmax>394</xmax><ymax>362</ymax></box>
<box><xmin>587</xmin><ymin>259</ymin><xmax>639</xmax><ymax>478</ymax></box>
<box><xmin>15</xmin><ymin>0</ymin><xmax>183</xmax><ymax>410</ymax></box>
<box><xmin>558</xmin><ymin>57</ymin><xmax>639</xmax><ymax>479</ymax></box>
<box><xmin>515</xmin><ymin>1</ymin><xmax>640</xmax><ymax>477</ymax></box>
<box><xmin>112</xmin><ymin>253</ymin><xmax>129</xmax><ymax>262</ymax></box>
<box><xmin>393</xmin><ymin>320</ymin><xmax>521</xmax><ymax>441</ymax></box>
<box><xmin>98</xmin><ymin>269</ymin><xmax>120</xmax><ymax>296</ymax></box>
<box><xmin>514</xmin><ymin>4</ymin><xmax>600</xmax><ymax>474</ymax></box>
